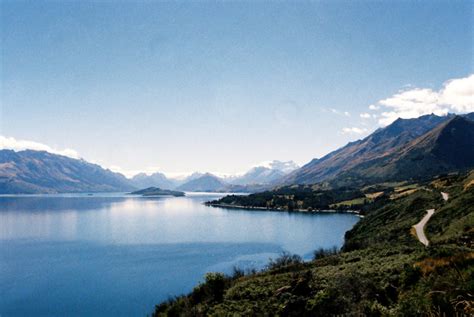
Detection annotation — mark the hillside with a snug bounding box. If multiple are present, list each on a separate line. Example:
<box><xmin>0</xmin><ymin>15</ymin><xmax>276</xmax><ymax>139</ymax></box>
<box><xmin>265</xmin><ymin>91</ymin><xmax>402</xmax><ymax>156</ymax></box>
<box><xmin>332</xmin><ymin>116</ymin><xmax>474</xmax><ymax>186</ymax></box>
<box><xmin>154</xmin><ymin>171</ymin><xmax>474</xmax><ymax>316</ymax></box>
<box><xmin>0</xmin><ymin>150</ymin><xmax>135</xmax><ymax>194</ymax></box>
<box><xmin>282</xmin><ymin>113</ymin><xmax>472</xmax><ymax>186</ymax></box>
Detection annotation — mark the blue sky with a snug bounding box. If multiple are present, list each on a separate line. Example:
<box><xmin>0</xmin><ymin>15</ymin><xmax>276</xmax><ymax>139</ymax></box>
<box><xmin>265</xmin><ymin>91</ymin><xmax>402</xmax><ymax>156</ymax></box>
<box><xmin>1</xmin><ymin>1</ymin><xmax>472</xmax><ymax>176</ymax></box>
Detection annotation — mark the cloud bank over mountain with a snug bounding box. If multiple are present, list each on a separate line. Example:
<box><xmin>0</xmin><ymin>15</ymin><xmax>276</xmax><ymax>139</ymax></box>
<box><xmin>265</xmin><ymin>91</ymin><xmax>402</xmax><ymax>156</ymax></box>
<box><xmin>374</xmin><ymin>74</ymin><xmax>473</xmax><ymax>126</ymax></box>
<box><xmin>0</xmin><ymin>136</ymin><xmax>80</xmax><ymax>159</ymax></box>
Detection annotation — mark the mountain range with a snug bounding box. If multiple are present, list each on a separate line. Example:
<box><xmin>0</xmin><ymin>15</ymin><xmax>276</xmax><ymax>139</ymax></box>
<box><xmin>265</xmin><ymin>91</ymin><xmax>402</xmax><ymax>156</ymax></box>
<box><xmin>0</xmin><ymin>151</ymin><xmax>299</xmax><ymax>194</ymax></box>
<box><xmin>0</xmin><ymin>150</ymin><xmax>134</xmax><ymax>194</ymax></box>
<box><xmin>1</xmin><ymin>113</ymin><xmax>472</xmax><ymax>194</ymax></box>
<box><xmin>282</xmin><ymin>113</ymin><xmax>474</xmax><ymax>187</ymax></box>
<box><xmin>129</xmin><ymin>160</ymin><xmax>299</xmax><ymax>192</ymax></box>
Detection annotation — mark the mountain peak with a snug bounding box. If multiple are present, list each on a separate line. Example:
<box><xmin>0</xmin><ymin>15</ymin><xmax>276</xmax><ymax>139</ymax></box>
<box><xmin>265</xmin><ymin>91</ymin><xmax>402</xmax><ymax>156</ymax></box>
<box><xmin>281</xmin><ymin>113</ymin><xmax>473</xmax><ymax>186</ymax></box>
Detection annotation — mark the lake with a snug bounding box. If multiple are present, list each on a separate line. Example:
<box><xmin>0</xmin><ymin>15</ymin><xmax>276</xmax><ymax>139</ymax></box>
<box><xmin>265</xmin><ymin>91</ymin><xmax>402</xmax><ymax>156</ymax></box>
<box><xmin>0</xmin><ymin>193</ymin><xmax>359</xmax><ymax>316</ymax></box>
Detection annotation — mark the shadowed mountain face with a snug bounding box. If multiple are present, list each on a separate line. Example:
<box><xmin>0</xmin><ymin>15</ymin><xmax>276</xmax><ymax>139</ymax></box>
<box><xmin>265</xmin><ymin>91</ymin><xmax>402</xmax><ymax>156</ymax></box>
<box><xmin>282</xmin><ymin>113</ymin><xmax>473</xmax><ymax>186</ymax></box>
<box><xmin>0</xmin><ymin>150</ymin><xmax>135</xmax><ymax>194</ymax></box>
<box><xmin>332</xmin><ymin>116</ymin><xmax>474</xmax><ymax>185</ymax></box>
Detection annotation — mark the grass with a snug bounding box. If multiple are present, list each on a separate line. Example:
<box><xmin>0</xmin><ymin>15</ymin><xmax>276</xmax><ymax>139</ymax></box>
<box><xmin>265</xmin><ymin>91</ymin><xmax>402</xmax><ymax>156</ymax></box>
<box><xmin>390</xmin><ymin>188</ymin><xmax>419</xmax><ymax>200</ymax></box>
<box><xmin>329</xmin><ymin>197</ymin><xmax>368</xmax><ymax>208</ymax></box>
<box><xmin>365</xmin><ymin>191</ymin><xmax>384</xmax><ymax>199</ymax></box>
<box><xmin>394</xmin><ymin>183</ymin><xmax>420</xmax><ymax>193</ymax></box>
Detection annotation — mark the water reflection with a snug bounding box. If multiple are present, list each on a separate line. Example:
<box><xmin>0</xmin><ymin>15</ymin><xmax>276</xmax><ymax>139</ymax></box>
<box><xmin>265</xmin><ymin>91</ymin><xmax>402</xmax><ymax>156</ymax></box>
<box><xmin>0</xmin><ymin>193</ymin><xmax>359</xmax><ymax>316</ymax></box>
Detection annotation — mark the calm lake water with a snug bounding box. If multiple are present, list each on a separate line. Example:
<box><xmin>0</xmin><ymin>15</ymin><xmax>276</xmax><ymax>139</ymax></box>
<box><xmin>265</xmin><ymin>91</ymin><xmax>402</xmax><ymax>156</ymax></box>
<box><xmin>0</xmin><ymin>193</ymin><xmax>359</xmax><ymax>316</ymax></box>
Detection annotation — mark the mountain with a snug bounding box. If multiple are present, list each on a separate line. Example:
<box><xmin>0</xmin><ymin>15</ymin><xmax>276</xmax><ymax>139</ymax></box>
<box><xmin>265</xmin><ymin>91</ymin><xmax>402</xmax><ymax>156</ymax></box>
<box><xmin>0</xmin><ymin>150</ymin><xmax>135</xmax><ymax>194</ymax></box>
<box><xmin>340</xmin><ymin>115</ymin><xmax>474</xmax><ymax>182</ymax></box>
<box><xmin>130</xmin><ymin>172</ymin><xmax>178</xmax><ymax>190</ymax></box>
<box><xmin>282</xmin><ymin>113</ymin><xmax>473</xmax><ymax>186</ymax></box>
<box><xmin>176</xmin><ymin>173</ymin><xmax>228</xmax><ymax>192</ymax></box>
<box><xmin>230</xmin><ymin>160</ymin><xmax>299</xmax><ymax>185</ymax></box>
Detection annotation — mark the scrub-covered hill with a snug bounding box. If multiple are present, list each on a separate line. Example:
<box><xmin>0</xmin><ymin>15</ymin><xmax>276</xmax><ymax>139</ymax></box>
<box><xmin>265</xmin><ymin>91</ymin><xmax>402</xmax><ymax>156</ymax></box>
<box><xmin>153</xmin><ymin>171</ymin><xmax>474</xmax><ymax>316</ymax></box>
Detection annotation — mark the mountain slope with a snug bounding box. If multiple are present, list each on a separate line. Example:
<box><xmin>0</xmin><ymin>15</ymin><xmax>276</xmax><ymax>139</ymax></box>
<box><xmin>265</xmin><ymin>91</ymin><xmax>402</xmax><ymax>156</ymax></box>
<box><xmin>332</xmin><ymin>116</ymin><xmax>474</xmax><ymax>185</ymax></box>
<box><xmin>0</xmin><ymin>150</ymin><xmax>135</xmax><ymax>194</ymax></box>
<box><xmin>282</xmin><ymin>113</ymin><xmax>471</xmax><ymax>186</ymax></box>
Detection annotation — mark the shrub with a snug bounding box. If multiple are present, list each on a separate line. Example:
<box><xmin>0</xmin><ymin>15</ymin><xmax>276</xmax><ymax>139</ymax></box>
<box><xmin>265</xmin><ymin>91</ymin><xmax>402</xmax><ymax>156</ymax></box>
<box><xmin>267</xmin><ymin>252</ymin><xmax>303</xmax><ymax>271</ymax></box>
<box><xmin>313</xmin><ymin>246</ymin><xmax>339</xmax><ymax>260</ymax></box>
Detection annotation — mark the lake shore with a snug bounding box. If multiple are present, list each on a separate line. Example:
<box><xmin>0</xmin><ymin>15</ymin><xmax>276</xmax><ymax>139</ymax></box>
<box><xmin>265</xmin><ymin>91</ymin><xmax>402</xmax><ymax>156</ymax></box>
<box><xmin>205</xmin><ymin>202</ymin><xmax>361</xmax><ymax>216</ymax></box>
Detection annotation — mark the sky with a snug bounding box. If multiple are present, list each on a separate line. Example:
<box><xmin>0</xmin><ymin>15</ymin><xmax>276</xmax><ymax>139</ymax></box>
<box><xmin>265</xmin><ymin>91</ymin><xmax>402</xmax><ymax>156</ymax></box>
<box><xmin>1</xmin><ymin>1</ymin><xmax>473</xmax><ymax>177</ymax></box>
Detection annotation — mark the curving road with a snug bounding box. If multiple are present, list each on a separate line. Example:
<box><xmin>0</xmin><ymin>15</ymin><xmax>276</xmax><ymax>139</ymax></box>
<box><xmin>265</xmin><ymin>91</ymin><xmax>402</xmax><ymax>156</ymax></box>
<box><xmin>413</xmin><ymin>209</ymin><xmax>435</xmax><ymax>246</ymax></box>
<box><xmin>413</xmin><ymin>192</ymin><xmax>449</xmax><ymax>247</ymax></box>
<box><xmin>441</xmin><ymin>192</ymin><xmax>449</xmax><ymax>201</ymax></box>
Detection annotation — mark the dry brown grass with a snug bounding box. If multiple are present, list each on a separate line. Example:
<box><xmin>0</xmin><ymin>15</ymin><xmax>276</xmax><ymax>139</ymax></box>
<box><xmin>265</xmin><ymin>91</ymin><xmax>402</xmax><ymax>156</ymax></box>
<box><xmin>365</xmin><ymin>191</ymin><xmax>384</xmax><ymax>199</ymax></box>
<box><xmin>415</xmin><ymin>252</ymin><xmax>474</xmax><ymax>276</ymax></box>
<box><xmin>390</xmin><ymin>188</ymin><xmax>419</xmax><ymax>200</ymax></box>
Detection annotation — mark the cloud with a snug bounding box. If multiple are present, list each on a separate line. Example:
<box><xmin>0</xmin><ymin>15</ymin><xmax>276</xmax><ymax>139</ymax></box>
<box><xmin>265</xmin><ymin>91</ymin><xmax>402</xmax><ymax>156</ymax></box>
<box><xmin>373</xmin><ymin>74</ymin><xmax>474</xmax><ymax>126</ymax></box>
<box><xmin>360</xmin><ymin>113</ymin><xmax>371</xmax><ymax>119</ymax></box>
<box><xmin>327</xmin><ymin>108</ymin><xmax>351</xmax><ymax>117</ymax></box>
<box><xmin>341</xmin><ymin>127</ymin><xmax>368</xmax><ymax>135</ymax></box>
<box><xmin>0</xmin><ymin>135</ymin><xmax>80</xmax><ymax>159</ymax></box>
<box><xmin>440</xmin><ymin>74</ymin><xmax>474</xmax><ymax>112</ymax></box>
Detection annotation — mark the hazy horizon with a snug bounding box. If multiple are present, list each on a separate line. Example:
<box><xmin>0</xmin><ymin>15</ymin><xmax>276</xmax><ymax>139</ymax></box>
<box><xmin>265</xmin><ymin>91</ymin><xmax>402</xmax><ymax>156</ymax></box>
<box><xmin>1</xmin><ymin>1</ymin><xmax>473</xmax><ymax>176</ymax></box>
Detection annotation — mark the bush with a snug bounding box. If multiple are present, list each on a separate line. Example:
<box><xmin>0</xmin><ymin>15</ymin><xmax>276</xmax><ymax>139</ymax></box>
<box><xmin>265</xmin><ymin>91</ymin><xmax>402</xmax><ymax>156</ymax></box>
<box><xmin>313</xmin><ymin>246</ymin><xmax>339</xmax><ymax>260</ymax></box>
<box><xmin>267</xmin><ymin>252</ymin><xmax>303</xmax><ymax>271</ymax></box>
<box><xmin>191</xmin><ymin>272</ymin><xmax>227</xmax><ymax>304</ymax></box>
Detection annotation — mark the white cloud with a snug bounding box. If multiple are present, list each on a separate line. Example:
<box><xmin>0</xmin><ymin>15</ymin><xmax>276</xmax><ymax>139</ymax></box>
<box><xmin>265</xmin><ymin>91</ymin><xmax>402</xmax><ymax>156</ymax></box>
<box><xmin>360</xmin><ymin>113</ymin><xmax>371</xmax><ymax>119</ymax></box>
<box><xmin>440</xmin><ymin>74</ymin><xmax>474</xmax><ymax>112</ymax></box>
<box><xmin>0</xmin><ymin>135</ymin><xmax>80</xmax><ymax>159</ymax></box>
<box><xmin>373</xmin><ymin>74</ymin><xmax>474</xmax><ymax>126</ymax></box>
<box><xmin>327</xmin><ymin>108</ymin><xmax>351</xmax><ymax>117</ymax></box>
<box><xmin>342</xmin><ymin>127</ymin><xmax>368</xmax><ymax>135</ymax></box>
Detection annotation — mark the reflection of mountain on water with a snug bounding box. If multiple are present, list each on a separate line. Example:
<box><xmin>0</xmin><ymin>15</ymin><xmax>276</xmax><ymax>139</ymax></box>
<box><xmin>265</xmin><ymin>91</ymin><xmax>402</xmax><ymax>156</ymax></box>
<box><xmin>0</xmin><ymin>196</ymin><xmax>128</xmax><ymax>212</ymax></box>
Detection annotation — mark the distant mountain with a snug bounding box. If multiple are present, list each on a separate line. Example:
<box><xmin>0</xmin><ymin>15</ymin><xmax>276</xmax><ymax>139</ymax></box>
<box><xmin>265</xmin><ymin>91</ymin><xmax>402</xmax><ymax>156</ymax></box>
<box><xmin>130</xmin><ymin>172</ymin><xmax>178</xmax><ymax>190</ymax></box>
<box><xmin>0</xmin><ymin>150</ymin><xmax>135</xmax><ymax>194</ymax></box>
<box><xmin>282</xmin><ymin>113</ymin><xmax>474</xmax><ymax>186</ymax></box>
<box><xmin>230</xmin><ymin>160</ymin><xmax>299</xmax><ymax>185</ymax></box>
<box><xmin>176</xmin><ymin>173</ymin><xmax>228</xmax><ymax>192</ymax></box>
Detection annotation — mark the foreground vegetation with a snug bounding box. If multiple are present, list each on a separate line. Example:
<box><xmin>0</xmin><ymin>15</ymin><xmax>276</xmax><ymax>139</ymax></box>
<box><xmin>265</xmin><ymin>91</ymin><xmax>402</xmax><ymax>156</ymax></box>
<box><xmin>153</xmin><ymin>171</ymin><xmax>473</xmax><ymax>316</ymax></box>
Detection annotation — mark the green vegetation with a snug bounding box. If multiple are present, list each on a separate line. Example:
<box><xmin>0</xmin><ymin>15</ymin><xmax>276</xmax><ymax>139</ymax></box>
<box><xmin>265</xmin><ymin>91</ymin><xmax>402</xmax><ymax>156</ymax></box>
<box><xmin>207</xmin><ymin>181</ymin><xmax>429</xmax><ymax>213</ymax></box>
<box><xmin>206</xmin><ymin>186</ymin><xmax>370</xmax><ymax>212</ymax></box>
<box><xmin>130</xmin><ymin>187</ymin><xmax>185</xmax><ymax>197</ymax></box>
<box><xmin>154</xmin><ymin>171</ymin><xmax>474</xmax><ymax>316</ymax></box>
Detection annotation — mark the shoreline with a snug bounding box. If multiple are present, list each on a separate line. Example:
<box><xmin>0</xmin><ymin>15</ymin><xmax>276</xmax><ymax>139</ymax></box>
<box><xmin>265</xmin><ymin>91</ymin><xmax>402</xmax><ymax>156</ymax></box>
<box><xmin>205</xmin><ymin>202</ymin><xmax>362</xmax><ymax>216</ymax></box>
